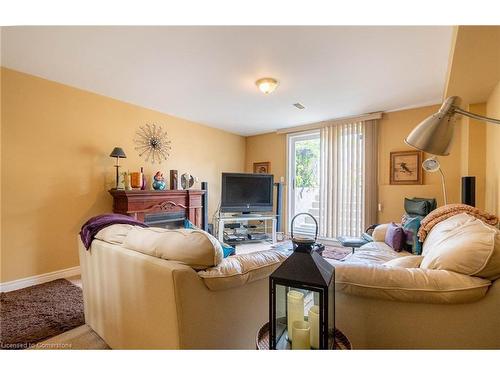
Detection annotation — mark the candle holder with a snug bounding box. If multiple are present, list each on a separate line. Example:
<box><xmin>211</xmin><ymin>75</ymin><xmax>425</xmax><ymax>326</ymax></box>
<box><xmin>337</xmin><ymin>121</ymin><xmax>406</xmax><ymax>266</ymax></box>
<box><xmin>269</xmin><ymin>213</ymin><xmax>335</xmax><ymax>349</ymax></box>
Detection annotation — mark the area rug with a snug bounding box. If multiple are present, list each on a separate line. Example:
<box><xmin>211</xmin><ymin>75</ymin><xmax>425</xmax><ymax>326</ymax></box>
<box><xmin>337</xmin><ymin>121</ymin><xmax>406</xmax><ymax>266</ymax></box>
<box><xmin>0</xmin><ymin>278</ymin><xmax>84</xmax><ymax>349</ymax></box>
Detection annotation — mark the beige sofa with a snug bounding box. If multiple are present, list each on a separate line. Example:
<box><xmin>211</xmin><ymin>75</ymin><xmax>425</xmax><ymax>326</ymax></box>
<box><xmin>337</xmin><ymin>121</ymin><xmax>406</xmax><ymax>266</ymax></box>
<box><xmin>333</xmin><ymin>213</ymin><xmax>500</xmax><ymax>349</ymax></box>
<box><xmin>78</xmin><ymin>225</ymin><xmax>286</xmax><ymax>349</ymax></box>
<box><xmin>79</xmin><ymin>213</ymin><xmax>500</xmax><ymax>349</ymax></box>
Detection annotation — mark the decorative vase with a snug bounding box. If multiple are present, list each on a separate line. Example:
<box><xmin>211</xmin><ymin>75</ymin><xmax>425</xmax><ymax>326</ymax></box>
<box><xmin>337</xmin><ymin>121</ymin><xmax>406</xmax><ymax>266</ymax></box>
<box><xmin>152</xmin><ymin>180</ymin><xmax>166</xmax><ymax>190</ymax></box>
<box><xmin>152</xmin><ymin>171</ymin><xmax>166</xmax><ymax>190</ymax></box>
<box><xmin>122</xmin><ymin>171</ymin><xmax>132</xmax><ymax>190</ymax></box>
<box><xmin>140</xmin><ymin>167</ymin><xmax>146</xmax><ymax>190</ymax></box>
<box><xmin>130</xmin><ymin>172</ymin><xmax>142</xmax><ymax>189</ymax></box>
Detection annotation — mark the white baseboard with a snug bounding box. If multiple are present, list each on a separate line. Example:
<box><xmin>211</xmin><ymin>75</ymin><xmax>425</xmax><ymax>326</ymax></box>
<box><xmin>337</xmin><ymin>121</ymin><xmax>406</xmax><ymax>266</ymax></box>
<box><xmin>0</xmin><ymin>266</ymin><xmax>81</xmax><ymax>292</ymax></box>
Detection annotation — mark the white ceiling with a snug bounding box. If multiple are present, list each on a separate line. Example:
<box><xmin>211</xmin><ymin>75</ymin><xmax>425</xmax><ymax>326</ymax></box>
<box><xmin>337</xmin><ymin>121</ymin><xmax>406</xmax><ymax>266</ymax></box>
<box><xmin>1</xmin><ymin>26</ymin><xmax>453</xmax><ymax>136</ymax></box>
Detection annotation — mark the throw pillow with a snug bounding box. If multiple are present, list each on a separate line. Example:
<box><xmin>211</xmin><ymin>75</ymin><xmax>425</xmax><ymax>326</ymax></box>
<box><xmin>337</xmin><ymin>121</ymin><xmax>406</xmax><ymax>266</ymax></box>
<box><xmin>402</xmin><ymin>215</ymin><xmax>423</xmax><ymax>255</ymax></box>
<box><xmin>384</xmin><ymin>222</ymin><xmax>406</xmax><ymax>252</ymax></box>
<box><xmin>404</xmin><ymin>197</ymin><xmax>437</xmax><ymax>217</ymax></box>
<box><xmin>183</xmin><ymin>219</ymin><xmax>235</xmax><ymax>257</ymax></box>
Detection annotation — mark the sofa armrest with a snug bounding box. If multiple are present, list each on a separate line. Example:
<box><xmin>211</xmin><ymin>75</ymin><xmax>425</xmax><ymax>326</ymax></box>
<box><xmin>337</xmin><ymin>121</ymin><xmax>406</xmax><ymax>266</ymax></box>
<box><xmin>371</xmin><ymin>223</ymin><xmax>390</xmax><ymax>242</ymax></box>
<box><xmin>334</xmin><ymin>263</ymin><xmax>491</xmax><ymax>304</ymax></box>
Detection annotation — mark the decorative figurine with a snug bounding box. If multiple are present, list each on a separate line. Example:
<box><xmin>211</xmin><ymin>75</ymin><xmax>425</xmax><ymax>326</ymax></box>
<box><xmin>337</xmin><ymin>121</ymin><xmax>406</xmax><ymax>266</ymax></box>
<box><xmin>152</xmin><ymin>171</ymin><xmax>166</xmax><ymax>190</ymax></box>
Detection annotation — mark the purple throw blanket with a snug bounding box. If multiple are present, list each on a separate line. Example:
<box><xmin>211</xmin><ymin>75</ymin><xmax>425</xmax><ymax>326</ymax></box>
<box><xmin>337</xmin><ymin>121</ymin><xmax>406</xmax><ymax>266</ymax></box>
<box><xmin>79</xmin><ymin>214</ymin><xmax>148</xmax><ymax>250</ymax></box>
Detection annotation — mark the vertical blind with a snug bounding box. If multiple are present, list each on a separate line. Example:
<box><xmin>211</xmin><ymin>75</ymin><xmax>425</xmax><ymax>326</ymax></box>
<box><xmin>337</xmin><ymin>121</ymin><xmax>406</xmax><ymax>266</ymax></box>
<box><xmin>319</xmin><ymin>120</ymin><xmax>378</xmax><ymax>238</ymax></box>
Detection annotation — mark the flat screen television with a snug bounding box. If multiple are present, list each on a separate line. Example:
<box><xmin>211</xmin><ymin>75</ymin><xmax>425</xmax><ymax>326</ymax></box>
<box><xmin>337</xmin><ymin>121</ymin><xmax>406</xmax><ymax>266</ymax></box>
<box><xmin>221</xmin><ymin>173</ymin><xmax>274</xmax><ymax>213</ymax></box>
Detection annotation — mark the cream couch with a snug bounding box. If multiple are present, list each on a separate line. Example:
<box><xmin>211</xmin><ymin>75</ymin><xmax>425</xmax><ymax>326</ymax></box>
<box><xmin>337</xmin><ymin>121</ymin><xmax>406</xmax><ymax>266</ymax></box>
<box><xmin>78</xmin><ymin>225</ymin><xmax>286</xmax><ymax>349</ymax></box>
<box><xmin>333</xmin><ymin>213</ymin><xmax>500</xmax><ymax>349</ymax></box>
<box><xmin>79</xmin><ymin>213</ymin><xmax>500</xmax><ymax>349</ymax></box>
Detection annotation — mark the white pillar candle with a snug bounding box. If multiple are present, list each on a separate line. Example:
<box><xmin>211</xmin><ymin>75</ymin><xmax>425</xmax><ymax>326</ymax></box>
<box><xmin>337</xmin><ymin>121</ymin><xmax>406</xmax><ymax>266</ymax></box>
<box><xmin>308</xmin><ymin>305</ymin><xmax>320</xmax><ymax>349</ymax></box>
<box><xmin>287</xmin><ymin>290</ymin><xmax>304</xmax><ymax>341</ymax></box>
<box><xmin>291</xmin><ymin>321</ymin><xmax>310</xmax><ymax>350</ymax></box>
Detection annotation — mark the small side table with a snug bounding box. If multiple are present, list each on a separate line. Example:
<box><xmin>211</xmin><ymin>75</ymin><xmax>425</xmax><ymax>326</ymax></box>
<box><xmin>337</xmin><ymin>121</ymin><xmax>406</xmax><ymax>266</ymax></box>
<box><xmin>255</xmin><ymin>322</ymin><xmax>352</xmax><ymax>350</ymax></box>
<box><xmin>337</xmin><ymin>236</ymin><xmax>369</xmax><ymax>253</ymax></box>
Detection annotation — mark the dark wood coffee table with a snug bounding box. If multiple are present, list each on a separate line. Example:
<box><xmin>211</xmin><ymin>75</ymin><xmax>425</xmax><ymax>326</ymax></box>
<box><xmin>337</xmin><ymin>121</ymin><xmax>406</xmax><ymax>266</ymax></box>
<box><xmin>256</xmin><ymin>322</ymin><xmax>352</xmax><ymax>350</ymax></box>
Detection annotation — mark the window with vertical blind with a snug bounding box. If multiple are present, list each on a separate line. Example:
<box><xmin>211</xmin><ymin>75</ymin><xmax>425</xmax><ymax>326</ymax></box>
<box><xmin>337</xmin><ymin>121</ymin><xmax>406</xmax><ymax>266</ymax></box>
<box><xmin>287</xmin><ymin>119</ymin><xmax>378</xmax><ymax>239</ymax></box>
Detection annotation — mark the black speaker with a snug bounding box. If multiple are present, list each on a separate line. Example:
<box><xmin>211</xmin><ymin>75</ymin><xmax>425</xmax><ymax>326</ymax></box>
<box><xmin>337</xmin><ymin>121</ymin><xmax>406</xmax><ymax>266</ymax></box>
<box><xmin>461</xmin><ymin>176</ymin><xmax>476</xmax><ymax>207</ymax></box>
<box><xmin>275</xmin><ymin>182</ymin><xmax>283</xmax><ymax>232</ymax></box>
<box><xmin>201</xmin><ymin>181</ymin><xmax>209</xmax><ymax>232</ymax></box>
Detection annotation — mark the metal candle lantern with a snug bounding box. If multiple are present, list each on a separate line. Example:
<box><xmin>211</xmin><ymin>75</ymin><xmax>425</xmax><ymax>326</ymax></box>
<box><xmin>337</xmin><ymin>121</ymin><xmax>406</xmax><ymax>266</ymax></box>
<box><xmin>269</xmin><ymin>213</ymin><xmax>335</xmax><ymax>349</ymax></box>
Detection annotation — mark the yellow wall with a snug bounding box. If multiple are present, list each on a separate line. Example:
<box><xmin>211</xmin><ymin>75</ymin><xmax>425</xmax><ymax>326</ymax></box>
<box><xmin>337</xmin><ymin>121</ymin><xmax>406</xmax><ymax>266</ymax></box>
<box><xmin>444</xmin><ymin>26</ymin><xmax>499</xmax><ymax>216</ymax></box>
<box><xmin>378</xmin><ymin>105</ymin><xmax>463</xmax><ymax>222</ymax></box>
<box><xmin>245</xmin><ymin>132</ymin><xmax>287</xmax><ymax>230</ymax></box>
<box><xmin>485</xmin><ymin>81</ymin><xmax>500</xmax><ymax>215</ymax></box>
<box><xmin>245</xmin><ymin>105</ymin><xmax>466</xmax><ymax>227</ymax></box>
<box><xmin>1</xmin><ymin>68</ymin><xmax>246</xmax><ymax>283</ymax></box>
<box><xmin>460</xmin><ymin>103</ymin><xmax>487</xmax><ymax>210</ymax></box>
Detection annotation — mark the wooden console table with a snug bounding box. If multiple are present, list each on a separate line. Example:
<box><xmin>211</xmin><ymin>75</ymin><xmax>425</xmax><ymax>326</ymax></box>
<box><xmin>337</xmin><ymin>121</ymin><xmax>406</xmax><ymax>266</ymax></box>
<box><xmin>109</xmin><ymin>189</ymin><xmax>207</xmax><ymax>230</ymax></box>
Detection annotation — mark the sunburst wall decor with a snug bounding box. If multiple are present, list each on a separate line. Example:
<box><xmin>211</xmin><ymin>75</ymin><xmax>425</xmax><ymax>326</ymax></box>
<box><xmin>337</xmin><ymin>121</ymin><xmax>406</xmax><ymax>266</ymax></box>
<box><xmin>134</xmin><ymin>124</ymin><xmax>172</xmax><ymax>164</ymax></box>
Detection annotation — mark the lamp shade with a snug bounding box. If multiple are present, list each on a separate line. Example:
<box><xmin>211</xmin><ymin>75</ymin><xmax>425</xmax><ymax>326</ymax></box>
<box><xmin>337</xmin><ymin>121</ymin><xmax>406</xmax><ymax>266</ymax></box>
<box><xmin>422</xmin><ymin>157</ymin><xmax>441</xmax><ymax>172</ymax></box>
<box><xmin>109</xmin><ymin>147</ymin><xmax>127</xmax><ymax>158</ymax></box>
<box><xmin>404</xmin><ymin>96</ymin><xmax>459</xmax><ymax>156</ymax></box>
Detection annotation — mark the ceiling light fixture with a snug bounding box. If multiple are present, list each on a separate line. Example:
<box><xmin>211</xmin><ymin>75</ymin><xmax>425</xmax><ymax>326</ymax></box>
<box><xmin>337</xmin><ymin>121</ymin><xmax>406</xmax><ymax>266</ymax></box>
<box><xmin>255</xmin><ymin>78</ymin><xmax>279</xmax><ymax>94</ymax></box>
<box><xmin>293</xmin><ymin>103</ymin><xmax>305</xmax><ymax>109</ymax></box>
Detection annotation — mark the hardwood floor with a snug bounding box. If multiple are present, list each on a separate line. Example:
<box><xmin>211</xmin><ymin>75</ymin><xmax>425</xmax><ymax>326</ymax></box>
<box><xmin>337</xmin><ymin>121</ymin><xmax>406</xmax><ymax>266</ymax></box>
<box><xmin>34</xmin><ymin>324</ymin><xmax>109</xmax><ymax>350</ymax></box>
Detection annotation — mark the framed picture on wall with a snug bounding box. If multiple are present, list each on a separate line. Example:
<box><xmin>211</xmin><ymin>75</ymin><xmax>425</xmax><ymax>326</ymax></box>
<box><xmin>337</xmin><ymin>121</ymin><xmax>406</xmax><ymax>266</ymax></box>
<box><xmin>390</xmin><ymin>150</ymin><xmax>423</xmax><ymax>185</ymax></box>
<box><xmin>253</xmin><ymin>161</ymin><xmax>271</xmax><ymax>174</ymax></box>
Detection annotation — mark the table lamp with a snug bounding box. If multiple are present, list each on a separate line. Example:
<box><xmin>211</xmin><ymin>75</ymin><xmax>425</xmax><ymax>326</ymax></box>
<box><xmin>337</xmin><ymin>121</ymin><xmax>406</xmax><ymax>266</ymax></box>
<box><xmin>110</xmin><ymin>147</ymin><xmax>127</xmax><ymax>189</ymax></box>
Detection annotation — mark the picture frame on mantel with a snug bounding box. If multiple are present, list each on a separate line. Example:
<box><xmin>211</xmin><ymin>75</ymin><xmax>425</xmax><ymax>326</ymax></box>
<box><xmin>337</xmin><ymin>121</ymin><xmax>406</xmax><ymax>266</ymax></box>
<box><xmin>390</xmin><ymin>150</ymin><xmax>423</xmax><ymax>185</ymax></box>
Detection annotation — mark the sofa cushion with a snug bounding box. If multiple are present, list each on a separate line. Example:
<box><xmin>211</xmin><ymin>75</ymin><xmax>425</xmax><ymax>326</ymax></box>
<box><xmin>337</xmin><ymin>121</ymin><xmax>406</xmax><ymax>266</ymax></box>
<box><xmin>404</xmin><ymin>197</ymin><xmax>436</xmax><ymax>216</ymax></box>
<box><xmin>334</xmin><ymin>263</ymin><xmax>491</xmax><ymax>304</ymax></box>
<box><xmin>183</xmin><ymin>219</ymin><xmax>235</xmax><ymax>258</ymax></box>
<box><xmin>422</xmin><ymin>213</ymin><xmax>471</xmax><ymax>256</ymax></box>
<box><xmin>421</xmin><ymin>214</ymin><xmax>500</xmax><ymax>279</ymax></box>
<box><xmin>122</xmin><ymin>226</ymin><xmax>223</xmax><ymax>270</ymax></box>
<box><xmin>342</xmin><ymin>241</ymin><xmax>411</xmax><ymax>266</ymax></box>
<box><xmin>384</xmin><ymin>255</ymin><xmax>423</xmax><ymax>268</ymax></box>
<box><xmin>371</xmin><ymin>223</ymin><xmax>390</xmax><ymax>242</ymax></box>
<box><xmin>95</xmin><ymin>224</ymin><xmax>134</xmax><ymax>245</ymax></box>
<box><xmin>198</xmin><ymin>250</ymin><xmax>287</xmax><ymax>291</ymax></box>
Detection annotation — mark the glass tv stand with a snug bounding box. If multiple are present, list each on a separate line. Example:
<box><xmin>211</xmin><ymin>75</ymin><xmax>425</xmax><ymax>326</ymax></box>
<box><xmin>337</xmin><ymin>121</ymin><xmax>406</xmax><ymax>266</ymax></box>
<box><xmin>216</xmin><ymin>213</ymin><xmax>277</xmax><ymax>244</ymax></box>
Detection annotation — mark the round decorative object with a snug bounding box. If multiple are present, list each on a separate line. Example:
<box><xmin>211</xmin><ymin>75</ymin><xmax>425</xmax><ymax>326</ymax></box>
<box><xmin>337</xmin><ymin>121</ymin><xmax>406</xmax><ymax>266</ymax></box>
<box><xmin>152</xmin><ymin>171</ymin><xmax>166</xmax><ymax>190</ymax></box>
<box><xmin>152</xmin><ymin>180</ymin><xmax>166</xmax><ymax>190</ymax></box>
<box><xmin>180</xmin><ymin>173</ymin><xmax>195</xmax><ymax>189</ymax></box>
<box><xmin>256</xmin><ymin>322</ymin><xmax>351</xmax><ymax>350</ymax></box>
<box><xmin>134</xmin><ymin>124</ymin><xmax>172</xmax><ymax>164</ymax></box>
